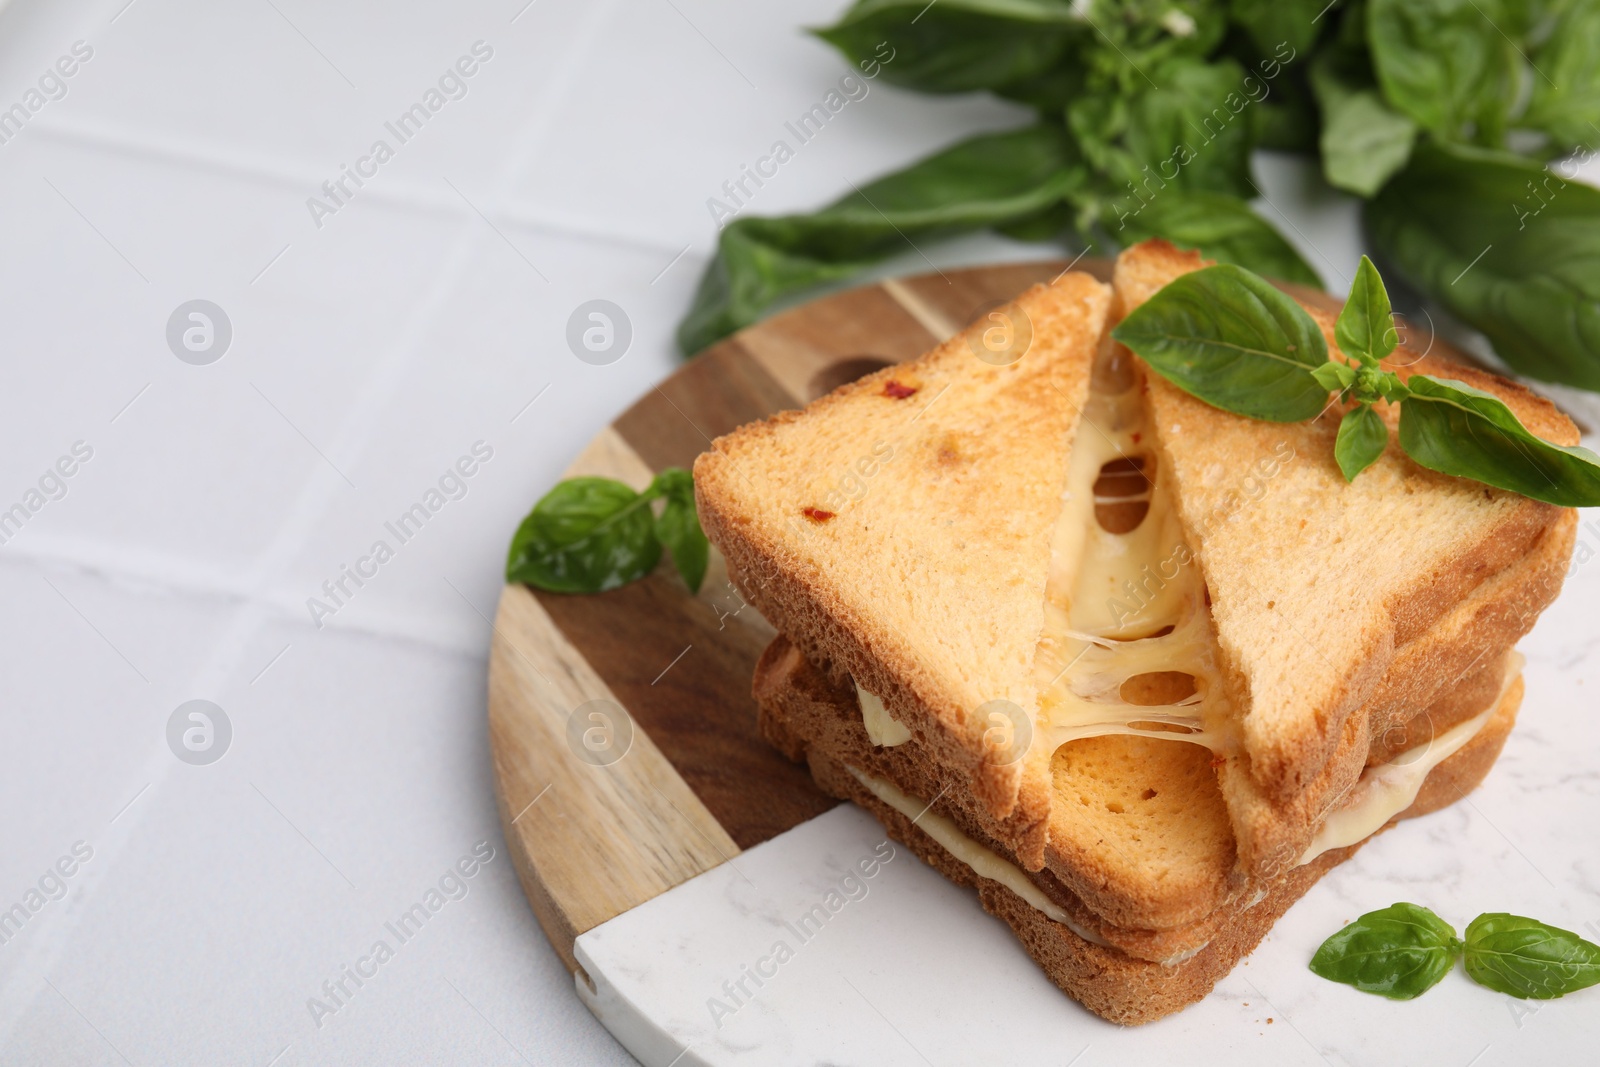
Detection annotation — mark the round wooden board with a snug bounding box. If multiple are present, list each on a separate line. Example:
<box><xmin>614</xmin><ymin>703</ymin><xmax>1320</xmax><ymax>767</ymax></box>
<box><xmin>485</xmin><ymin>257</ymin><xmax>1365</xmax><ymax>978</ymax></box>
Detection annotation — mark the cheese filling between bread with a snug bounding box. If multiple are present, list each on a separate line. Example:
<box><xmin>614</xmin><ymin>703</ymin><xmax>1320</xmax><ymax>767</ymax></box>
<box><xmin>847</xmin><ymin>767</ymin><xmax>1099</xmax><ymax>939</ymax></box>
<box><xmin>1297</xmin><ymin>657</ymin><xmax>1519</xmax><ymax>865</ymax></box>
<box><xmin>849</xmin><ymin>766</ymin><xmax>1213</xmax><ymax>966</ymax></box>
<box><xmin>1035</xmin><ymin>353</ymin><xmax>1230</xmax><ymax>755</ymax></box>
<box><xmin>857</xmin><ymin>684</ymin><xmax>912</xmax><ymax>747</ymax></box>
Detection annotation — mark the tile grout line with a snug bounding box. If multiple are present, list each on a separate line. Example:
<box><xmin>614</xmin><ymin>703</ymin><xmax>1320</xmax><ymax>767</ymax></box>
<box><xmin>0</xmin><ymin>4</ymin><xmax>632</xmax><ymax>1037</ymax></box>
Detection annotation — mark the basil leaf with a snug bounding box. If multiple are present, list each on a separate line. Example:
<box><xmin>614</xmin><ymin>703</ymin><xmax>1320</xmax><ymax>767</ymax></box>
<box><xmin>1365</xmin><ymin>141</ymin><xmax>1600</xmax><ymax>391</ymax></box>
<box><xmin>1335</xmin><ymin>403</ymin><xmax>1389</xmax><ymax>481</ymax></box>
<box><xmin>649</xmin><ymin>468</ymin><xmax>709</xmax><ymax>594</ymax></box>
<box><xmin>1309</xmin><ymin>50</ymin><xmax>1417</xmax><ymax>197</ymax></box>
<box><xmin>1308</xmin><ymin>902</ymin><xmax>1462</xmax><ymax>1000</ymax></box>
<box><xmin>1522</xmin><ymin>3</ymin><xmax>1600</xmax><ymax>154</ymax></box>
<box><xmin>1464</xmin><ymin>913</ymin><xmax>1600</xmax><ymax>1000</ymax></box>
<box><xmin>1311</xmin><ymin>360</ymin><xmax>1356</xmax><ymax>392</ymax></box>
<box><xmin>1069</xmin><ymin>55</ymin><xmax>1255</xmax><ymax>200</ymax></box>
<box><xmin>1367</xmin><ymin>0</ymin><xmax>1516</xmax><ymax>146</ymax></box>
<box><xmin>1112</xmin><ymin>264</ymin><xmax>1330</xmax><ymax>421</ymax></box>
<box><xmin>1397</xmin><ymin>374</ymin><xmax>1600</xmax><ymax>506</ymax></box>
<box><xmin>678</xmin><ymin>124</ymin><xmax>1082</xmax><ymax>355</ymax></box>
<box><xmin>1336</xmin><ymin>255</ymin><xmax>1397</xmax><ymax>364</ymax></box>
<box><xmin>1111</xmin><ymin>191</ymin><xmax>1321</xmax><ymax>287</ymax></box>
<box><xmin>1226</xmin><ymin>0</ymin><xmax>1325</xmax><ymax>55</ymax></box>
<box><xmin>505</xmin><ymin>477</ymin><xmax>661</xmax><ymax>594</ymax></box>
<box><xmin>814</xmin><ymin>0</ymin><xmax>1086</xmax><ymax>97</ymax></box>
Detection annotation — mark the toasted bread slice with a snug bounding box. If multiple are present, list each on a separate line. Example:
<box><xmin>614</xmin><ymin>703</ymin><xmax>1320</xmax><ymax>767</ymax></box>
<box><xmin>759</xmin><ymin>630</ymin><xmax>1521</xmax><ymax>936</ymax></box>
<box><xmin>696</xmin><ymin>270</ymin><xmax>1113</xmax><ymax>864</ymax></box>
<box><xmin>771</xmin><ymin>646</ymin><xmax>1521</xmax><ymax>1024</ymax></box>
<box><xmin>1113</xmin><ymin>240</ymin><xmax>1576</xmax><ymax>803</ymax></box>
<box><xmin>700</xmin><ymin>250</ymin><xmax>1574</xmax><ymax>884</ymax></box>
<box><xmin>1107</xmin><ymin>240</ymin><xmax>1577</xmax><ymax>877</ymax></box>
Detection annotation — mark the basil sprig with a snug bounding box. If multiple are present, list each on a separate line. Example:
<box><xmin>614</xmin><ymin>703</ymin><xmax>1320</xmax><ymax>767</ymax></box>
<box><xmin>1311</xmin><ymin>904</ymin><xmax>1600</xmax><ymax>1002</ymax></box>
<box><xmin>680</xmin><ymin>0</ymin><xmax>1600</xmax><ymax>391</ymax></box>
<box><xmin>505</xmin><ymin>469</ymin><xmax>708</xmax><ymax>595</ymax></box>
<box><xmin>1112</xmin><ymin>257</ymin><xmax>1600</xmax><ymax>508</ymax></box>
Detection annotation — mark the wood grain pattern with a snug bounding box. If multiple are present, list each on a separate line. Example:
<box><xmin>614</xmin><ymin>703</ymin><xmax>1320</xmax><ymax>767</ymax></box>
<box><xmin>487</xmin><ymin>258</ymin><xmax>1466</xmax><ymax>973</ymax></box>
<box><xmin>488</xmin><ymin>584</ymin><xmax>738</xmax><ymax>973</ymax></box>
<box><xmin>489</xmin><ymin>263</ymin><xmax>1077</xmax><ymax>972</ymax></box>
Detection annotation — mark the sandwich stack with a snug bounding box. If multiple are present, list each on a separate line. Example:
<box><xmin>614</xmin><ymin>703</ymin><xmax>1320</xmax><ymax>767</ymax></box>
<box><xmin>693</xmin><ymin>240</ymin><xmax>1578</xmax><ymax>1023</ymax></box>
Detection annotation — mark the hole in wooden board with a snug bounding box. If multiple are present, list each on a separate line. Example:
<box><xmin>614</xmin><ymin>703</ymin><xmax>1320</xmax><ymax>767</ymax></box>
<box><xmin>808</xmin><ymin>356</ymin><xmax>893</xmax><ymax>399</ymax></box>
<box><xmin>1094</xmin><ymin>455</ymin><xmax>1152</xmax><ymax>533</ymax></box>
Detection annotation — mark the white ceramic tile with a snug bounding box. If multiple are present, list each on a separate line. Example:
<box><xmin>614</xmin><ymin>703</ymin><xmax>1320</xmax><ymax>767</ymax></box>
<box><xmin>2</xmin><ymin>617</ymin><xmax>633</xmax><ymax>1064</ymax></box>
<box><xmin>0</xmin><ymin>136</ymin><xmax>463</xmax><ymax>578</ymax></box>
<box><xmin>272</xmin><ymin>227</ymin><xmax>697</xmax><ymax>648</ymax></box>
<box><xmin>510</xmin><ymin>0</ymin><xmax>1035</xmax><ymax>251</ymax></box>
<box><xmin>2</xmin><ymin>0</ymin><xmax>1596</xmax><ymax>1063</ymax></box>
<box><xmin>0</xmin><ymin>559</ymin><xmax>232</xmax><ymax>909</ymax></box>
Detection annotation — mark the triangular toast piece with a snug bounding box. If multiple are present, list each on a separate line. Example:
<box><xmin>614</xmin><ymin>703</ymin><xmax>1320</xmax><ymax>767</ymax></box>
<box><xmin>1112</xmin><ymin>241</ymin><xmax>1576</xmax><ymax>813</ymax></box>
<box><xmin>695</xmin><ymin>271</ymin><xmax>1112</xmax><ymax>865</ymax></box>
<box><xmin>754</xmin><ymin>631</ymin><xmax>1524</xmax><ymax>1023</ymax></box>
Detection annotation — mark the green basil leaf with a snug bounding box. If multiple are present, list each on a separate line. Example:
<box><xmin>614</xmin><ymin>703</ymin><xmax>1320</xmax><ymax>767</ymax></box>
<box><xmin>505</xmin><ymin>477</ymin><xmax>661</xmax><ymax>594</ymax></box>
<box><xmin>1365</xmin><ymin>141</ymin><xmax>1600</xmax><ymax>391</ymax></box>
<box><xmin>1398</xmin><ymin>374</ymin><xmax>1600</xmax><ymax>506</ymax></box>
<box><xmin>1335</xmin><ymin>403</ymin><xmax>1389</xmax><ymax>481</ymax></box>
<box><xmin>649</xmin><ymin>468</ymin><xmax>709</xmax><ymax>593</ymax></box>
<box><xmin>1367</xmin><ymin>0</ymin><xmax>1517</xmax><ymax>146</ymax></box>
<box><xmin>1111</xmin><ymin>264</ymin><xmax>1330</xmax><ymax>421</ymax></box>
<box><xmin>1070</xmin><ymin>55</ymin><xmax>1255</xmax><ymax>200</ymax></box>
<box><xmin>1522</xmin><ymin>3</ymin><xmax>1600</xmax><ymax>153</ymax></box>
<box><xmin>1464</xmin><ymin>913</ymin><xmax>1600</xmax><ymax>1000</ymax></box>
<box><xmin>678</xmin><ymin>124</ymin><xmax>1082</xmax><ymax>355</ymax></box>
<box><xmin>1319</xmin><ymin>91</ymin><xmax>1417</xmax><ymax>195</ymax></box>
<box><xmin>1308</xmin><ymin>902</ymin><xmax>1462</xmax><ymax>1000</ymax></box>
<box><xmin>814</xmin><ymin>0</ymin><xmax>1086</xmax><ymax>97</ymax></box>
<box><xmin>1311</xmin><ymin>359</ymin><xmax>1357</xmax><ymax>392</ymax></box>
<box><xmin>1309</xmin><ymin>49</ymin><xmax>1417</xmax><ymax>196</ymax></box>
<box><xmin>1226</xmin><ymin>0</ymin><xmax>1326</xmax><ymax>55</ymax></box>
<box><xmin>1252</xmin><ymin>72</ymin><xmax>1319</xmax><ymax>154</ymax></box>
<box><xmin>1110</xmin><ymin>190</ymin><xmax>1321</xmax><ymax>287</ymax></box>
<box><xmin>994</xmin><ymin>199</ymin><xmax>1077</xmax><ymax>242</ymax></box>
<box><xmin>1336</xmin><ymin>255</ymin><xmax>1398</xmax><ymax>364</ymax></box>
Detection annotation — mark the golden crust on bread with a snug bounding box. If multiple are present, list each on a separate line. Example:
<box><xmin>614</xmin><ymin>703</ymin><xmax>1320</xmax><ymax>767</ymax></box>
<box><xmin>792</xmin><ymin>676</ymin><xmax>1519</xmax><ymax>1025</ymax></box>
<box><xmin>697</xmin><ymin>271</ymin><xmax>1112</xmax><ymax>856</ymax></box>
<box><xmin>1114</xmin><ymin>240</ymin><xmax>1576</xmax><ymax>810</ymax></box>
<box><xmin>756</xmin><ymin>629</ymin><xmax>1521</xmax><ymax>935</ymax></box>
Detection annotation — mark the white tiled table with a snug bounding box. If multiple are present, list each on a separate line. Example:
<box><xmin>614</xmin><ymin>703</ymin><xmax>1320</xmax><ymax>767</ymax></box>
<box><xmin>0</xmin><ymin>2</ymin><xmax>1594</xmax><ymax>1064</ymax></box>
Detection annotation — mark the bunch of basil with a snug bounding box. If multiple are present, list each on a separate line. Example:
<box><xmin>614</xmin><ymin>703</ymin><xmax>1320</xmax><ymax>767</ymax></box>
<box><xmin>678</xmin><ymin>0</ymin><xmax>1600</xmax><ymax>394</ymax></box>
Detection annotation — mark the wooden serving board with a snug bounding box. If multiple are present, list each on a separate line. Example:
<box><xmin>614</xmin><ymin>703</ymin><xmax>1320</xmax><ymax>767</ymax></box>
<box><xmin>486</xmin><ymin>257</ymin><xmax>1359</xmax><ymax>980</ymax></box>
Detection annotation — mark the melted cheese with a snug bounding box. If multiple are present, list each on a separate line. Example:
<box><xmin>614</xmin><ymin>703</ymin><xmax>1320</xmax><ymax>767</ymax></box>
<box><xmin>1297</xmin><ymin>657</ymin><xmax>1520</xmax><ymax>865</ymax></box>
<box><xmin>848</xmin><ymin>766</ymin><xmax>1103</xmax><ymax>942</ymax></box>
<box><xmin>857</xmin><ymin>684</ymin><xmax>911</xmax><ymax>747</ymax></box>
<box><xmin>1035</xmin><ymin>356</ymin><xmax>1230</xmax><ymax>754</ymax></box>
<box><xmin>850</xmin><ymin>767</ymin><xmax>1215</xmax><ymax>966</ymax></box>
